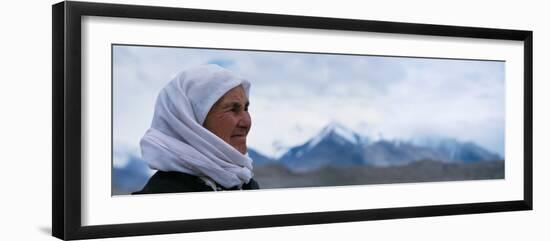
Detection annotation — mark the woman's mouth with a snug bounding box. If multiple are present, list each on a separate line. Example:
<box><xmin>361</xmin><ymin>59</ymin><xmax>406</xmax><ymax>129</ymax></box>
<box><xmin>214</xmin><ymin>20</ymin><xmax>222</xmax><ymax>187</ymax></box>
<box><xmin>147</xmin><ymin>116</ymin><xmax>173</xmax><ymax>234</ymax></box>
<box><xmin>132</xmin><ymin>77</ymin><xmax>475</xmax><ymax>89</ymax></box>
<box><xmin>231</xmin><ymin>134</ymin><xmax>245</xmax><ymax>138</ymax></box>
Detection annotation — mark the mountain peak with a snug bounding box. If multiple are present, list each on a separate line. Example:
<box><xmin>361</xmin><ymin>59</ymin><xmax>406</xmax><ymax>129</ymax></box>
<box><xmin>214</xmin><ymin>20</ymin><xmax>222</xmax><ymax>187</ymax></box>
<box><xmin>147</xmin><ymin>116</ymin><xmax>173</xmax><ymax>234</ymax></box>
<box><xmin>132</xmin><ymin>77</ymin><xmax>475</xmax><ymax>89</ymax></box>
<box><xmin>307</xmin><ymin>122</ymin><xmax>360</xmax><ymax>149</ymax></box>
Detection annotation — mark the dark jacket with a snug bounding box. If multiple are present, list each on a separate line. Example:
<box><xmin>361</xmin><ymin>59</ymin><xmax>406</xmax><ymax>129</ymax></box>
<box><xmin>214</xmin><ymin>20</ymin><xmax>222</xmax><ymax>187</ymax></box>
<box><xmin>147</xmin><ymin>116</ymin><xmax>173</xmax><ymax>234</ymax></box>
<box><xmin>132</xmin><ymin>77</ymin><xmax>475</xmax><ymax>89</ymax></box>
<box><xmin>133</xmin><ymin>171</ymin><xmax>260</xmax><ymax>194</ymax></box>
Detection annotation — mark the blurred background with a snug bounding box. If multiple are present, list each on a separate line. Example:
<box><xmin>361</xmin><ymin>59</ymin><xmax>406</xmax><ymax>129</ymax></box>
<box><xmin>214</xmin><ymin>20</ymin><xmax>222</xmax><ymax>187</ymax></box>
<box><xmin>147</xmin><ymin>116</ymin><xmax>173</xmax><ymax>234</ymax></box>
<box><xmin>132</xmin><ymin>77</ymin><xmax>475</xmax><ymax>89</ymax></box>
<box><xmin>112</xmin><ymin>45</ymin><xmax>505</xmax><ymax>195</ymax></box>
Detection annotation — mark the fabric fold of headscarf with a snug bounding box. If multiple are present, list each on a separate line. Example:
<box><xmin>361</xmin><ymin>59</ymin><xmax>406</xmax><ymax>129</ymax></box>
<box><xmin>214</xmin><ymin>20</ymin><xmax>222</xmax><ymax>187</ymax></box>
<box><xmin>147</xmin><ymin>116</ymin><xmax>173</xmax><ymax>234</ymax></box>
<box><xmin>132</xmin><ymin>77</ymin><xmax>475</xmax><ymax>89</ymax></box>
<box><xmin>140</xmin><ymin>64</ymin><xmax>253</xmax><ymax>189</ymax></box>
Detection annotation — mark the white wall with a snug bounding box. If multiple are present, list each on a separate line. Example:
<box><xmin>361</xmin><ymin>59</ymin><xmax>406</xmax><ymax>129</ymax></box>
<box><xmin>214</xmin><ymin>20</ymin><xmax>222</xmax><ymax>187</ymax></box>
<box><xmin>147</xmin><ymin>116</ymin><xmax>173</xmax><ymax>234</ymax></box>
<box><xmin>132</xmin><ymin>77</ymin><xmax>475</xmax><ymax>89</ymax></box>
<box><xmin>0</xmin><ymin>0</ymin><xmax>548</xmax><ymax>240</ymax></box>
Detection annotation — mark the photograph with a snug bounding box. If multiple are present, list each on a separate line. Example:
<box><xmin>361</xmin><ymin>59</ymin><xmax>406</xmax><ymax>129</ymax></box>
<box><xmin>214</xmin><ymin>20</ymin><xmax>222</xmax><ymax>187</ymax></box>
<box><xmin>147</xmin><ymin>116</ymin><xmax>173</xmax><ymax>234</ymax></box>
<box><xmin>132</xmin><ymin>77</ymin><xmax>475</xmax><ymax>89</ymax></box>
<box><xmin>52</xmin><ymin>2</ymin><xmax>533</xmax><ymax>239</ymax></box>
<box><xmin>112</xmin><ymin>44</ymin><xmax>505</xmax><ymax>195</ymax></box>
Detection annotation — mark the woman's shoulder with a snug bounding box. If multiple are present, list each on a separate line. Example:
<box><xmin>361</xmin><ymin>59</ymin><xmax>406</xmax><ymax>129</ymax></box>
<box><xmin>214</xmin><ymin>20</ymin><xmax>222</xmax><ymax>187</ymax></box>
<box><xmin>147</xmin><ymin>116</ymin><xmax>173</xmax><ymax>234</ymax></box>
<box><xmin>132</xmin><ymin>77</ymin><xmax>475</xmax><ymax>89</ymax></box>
<box><xmin>133</xmin><ymin>171</ymin><xmax>213</xmax><ymax>194</ymax></box>
<box><xmin>133</xmin><ymin>171</ymin><xmax>261</xmax><ymax>194</ymax></box>
<box><xmin>243</xmin><ymin>178</ymin><xmax>260</xmax><ymax>190</ymax></box>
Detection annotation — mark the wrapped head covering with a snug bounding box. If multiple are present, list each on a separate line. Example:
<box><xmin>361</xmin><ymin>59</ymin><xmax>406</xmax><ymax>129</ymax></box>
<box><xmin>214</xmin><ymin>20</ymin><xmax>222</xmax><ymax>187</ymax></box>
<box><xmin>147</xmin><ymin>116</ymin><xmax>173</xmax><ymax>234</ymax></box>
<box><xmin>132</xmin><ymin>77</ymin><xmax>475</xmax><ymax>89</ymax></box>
<box><xmin>140</xmin><ymin>64</ymin><xmax>253</xmax><ymax>190</ymax></box>
<box><xmin>178</xmin><ymin>64</ymin><xmax>251</xmax><ymax>125</ymax></box>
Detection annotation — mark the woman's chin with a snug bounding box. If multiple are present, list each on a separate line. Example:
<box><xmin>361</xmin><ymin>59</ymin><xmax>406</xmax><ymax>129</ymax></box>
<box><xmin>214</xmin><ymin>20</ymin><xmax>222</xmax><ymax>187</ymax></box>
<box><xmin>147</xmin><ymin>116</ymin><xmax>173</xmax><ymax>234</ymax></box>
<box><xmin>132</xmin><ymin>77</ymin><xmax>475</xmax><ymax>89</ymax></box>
<box><xmin>230</xmin><ymin>143</ymin><xmax>247</xmax><ymax>154</ymax></box>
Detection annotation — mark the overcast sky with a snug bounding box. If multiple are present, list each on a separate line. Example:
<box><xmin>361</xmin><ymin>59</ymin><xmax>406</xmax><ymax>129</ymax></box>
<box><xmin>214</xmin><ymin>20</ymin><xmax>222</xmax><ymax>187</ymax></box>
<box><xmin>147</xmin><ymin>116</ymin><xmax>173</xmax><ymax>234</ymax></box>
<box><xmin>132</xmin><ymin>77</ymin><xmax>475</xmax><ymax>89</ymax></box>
<box><xmin>112</xmin><ymin>45</ymin><xmax>505</xmax><ymax>163</ymax></box>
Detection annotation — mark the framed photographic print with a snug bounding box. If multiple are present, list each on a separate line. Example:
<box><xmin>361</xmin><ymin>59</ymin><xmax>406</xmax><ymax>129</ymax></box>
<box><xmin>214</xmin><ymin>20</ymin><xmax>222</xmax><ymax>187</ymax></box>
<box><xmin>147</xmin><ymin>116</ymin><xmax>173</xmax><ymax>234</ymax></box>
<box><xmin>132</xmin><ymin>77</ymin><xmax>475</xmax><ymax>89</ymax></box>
<box><xmin>52</xmin><ymin>0</ymin><xmax>533</xmax><ymax>240</ymax></box>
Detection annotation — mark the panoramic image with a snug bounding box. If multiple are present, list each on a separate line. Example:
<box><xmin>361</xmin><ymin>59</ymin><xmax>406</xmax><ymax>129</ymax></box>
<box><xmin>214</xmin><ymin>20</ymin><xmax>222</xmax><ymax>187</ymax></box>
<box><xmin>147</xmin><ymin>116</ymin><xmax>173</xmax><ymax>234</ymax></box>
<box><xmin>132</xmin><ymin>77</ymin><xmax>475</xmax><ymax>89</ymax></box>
<box><xmin>112</xmin><ymin>44</ymin><xmax>505</xmax><ymax>195</ymax></box>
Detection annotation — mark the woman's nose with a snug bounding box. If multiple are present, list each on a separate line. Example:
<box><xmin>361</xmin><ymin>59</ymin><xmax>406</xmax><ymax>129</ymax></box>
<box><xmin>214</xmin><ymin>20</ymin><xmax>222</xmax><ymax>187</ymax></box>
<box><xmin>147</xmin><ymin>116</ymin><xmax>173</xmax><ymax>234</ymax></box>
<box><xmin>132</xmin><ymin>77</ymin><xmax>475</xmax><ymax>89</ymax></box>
<box><xmin>238</xmin><ymin>112</ymin><xmax>251</xmax><ymax>129</ymax></box>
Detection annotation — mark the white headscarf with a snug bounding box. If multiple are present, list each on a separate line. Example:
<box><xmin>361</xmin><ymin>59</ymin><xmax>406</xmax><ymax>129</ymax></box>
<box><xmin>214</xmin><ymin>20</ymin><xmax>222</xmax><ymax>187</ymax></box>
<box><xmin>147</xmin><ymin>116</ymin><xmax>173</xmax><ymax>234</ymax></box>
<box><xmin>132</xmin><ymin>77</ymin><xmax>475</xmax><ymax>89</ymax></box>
<box><xmin>140</xmin><ymin>64</ymin><xmax>253</xmax><ymax>190</ymax></box>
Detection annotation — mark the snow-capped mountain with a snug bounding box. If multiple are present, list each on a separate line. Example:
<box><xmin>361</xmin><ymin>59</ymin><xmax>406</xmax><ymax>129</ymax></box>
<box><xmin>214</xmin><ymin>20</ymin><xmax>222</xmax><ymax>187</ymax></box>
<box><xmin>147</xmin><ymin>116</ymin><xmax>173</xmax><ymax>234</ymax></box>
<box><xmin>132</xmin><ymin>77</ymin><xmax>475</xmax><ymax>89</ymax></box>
<box><xmin>305</xmin><ymin>122</ymin><xmax>368</xmax><ymax>149</ymax></box>
<box><xmin>248</xmin><ymin>148</ymin><xmax>274</xmax><ymax>166</ymax></box>
<box><xmin>361</xmin><ymin>140</ymin><xmax>449</xmax><ymax>167</ymax></box>
<box><xmin>279</xmin><ymin>122</ymin><xmax>367</xmax><ymax>172</ymax></box>
<box><xmin>411</xmin><ymin>137</ymin><xmax>502</xmax><ymax>163</ymax></box>
<box><xmin>261</xmin><ymin>122</ymin><xmax>503</xmax><ymax>172</ymax></box>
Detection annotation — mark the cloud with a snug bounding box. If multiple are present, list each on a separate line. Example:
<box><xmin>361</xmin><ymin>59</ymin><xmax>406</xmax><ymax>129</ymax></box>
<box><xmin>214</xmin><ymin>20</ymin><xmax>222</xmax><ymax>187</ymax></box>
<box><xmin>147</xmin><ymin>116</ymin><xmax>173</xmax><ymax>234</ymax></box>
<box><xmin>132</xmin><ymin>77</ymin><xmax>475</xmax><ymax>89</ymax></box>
<box><xmin>207</xmin><ymin>59</ymin><xmax>235</xmax><ymax>68</ymax></box>
<box><xmin>112</xmin><ymin>45</ymin><xmax>505</xmax><ymax>160</ymax></box>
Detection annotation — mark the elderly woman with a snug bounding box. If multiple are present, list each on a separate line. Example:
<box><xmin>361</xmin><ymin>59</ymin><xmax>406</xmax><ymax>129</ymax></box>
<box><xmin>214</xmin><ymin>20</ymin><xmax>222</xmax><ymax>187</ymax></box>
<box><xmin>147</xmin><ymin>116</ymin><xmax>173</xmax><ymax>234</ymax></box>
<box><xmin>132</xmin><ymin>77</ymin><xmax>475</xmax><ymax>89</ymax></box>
<box><xmin>134</xmin><ymin>64</ymin><xmax>259</xmax><ymax>194</ymax></box>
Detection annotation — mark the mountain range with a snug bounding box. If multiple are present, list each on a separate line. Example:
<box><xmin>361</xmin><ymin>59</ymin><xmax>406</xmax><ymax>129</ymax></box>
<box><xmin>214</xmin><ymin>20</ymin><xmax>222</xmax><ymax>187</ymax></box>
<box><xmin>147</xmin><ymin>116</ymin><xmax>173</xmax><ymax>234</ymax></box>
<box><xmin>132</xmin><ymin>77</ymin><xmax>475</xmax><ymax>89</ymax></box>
<box><xmin>112</xmin><ymin>122</ymin><xmax>503</xmax><ymax>194</ymax></box>
<box><xmin>251</xmin><ymin>122</ymin><xmax>502</xmax><ymax>172</ymax></box>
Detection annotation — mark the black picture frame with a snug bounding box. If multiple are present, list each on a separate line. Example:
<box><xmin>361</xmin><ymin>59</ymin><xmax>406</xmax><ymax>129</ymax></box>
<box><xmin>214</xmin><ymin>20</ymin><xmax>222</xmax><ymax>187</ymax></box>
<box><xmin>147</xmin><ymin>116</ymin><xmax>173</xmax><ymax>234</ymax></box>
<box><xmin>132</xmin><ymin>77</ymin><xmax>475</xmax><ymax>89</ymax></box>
<box><xmin>52</xmin><ymin>1</ymin><xmax>533</xmax><ymax>240</ymax></box>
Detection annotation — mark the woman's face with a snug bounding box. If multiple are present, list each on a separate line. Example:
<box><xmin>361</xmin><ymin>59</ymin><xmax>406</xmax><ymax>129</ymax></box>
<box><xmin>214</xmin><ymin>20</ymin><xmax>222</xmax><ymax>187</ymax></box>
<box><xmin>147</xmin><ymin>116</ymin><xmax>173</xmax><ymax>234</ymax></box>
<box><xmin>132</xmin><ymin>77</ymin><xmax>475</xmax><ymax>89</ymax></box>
<box><xmin>203</xmin><ymin>85</ymin><xmax>251</xmax><ymax>154</ymax></box>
